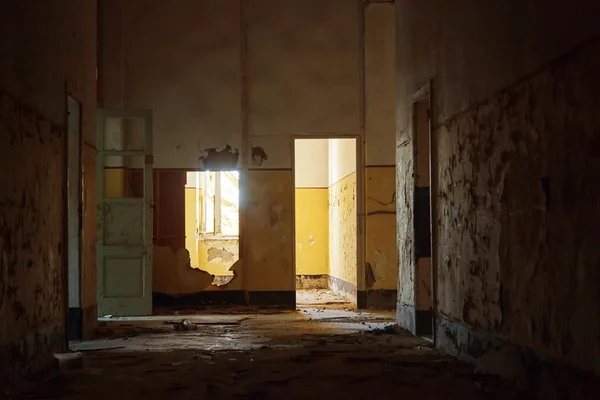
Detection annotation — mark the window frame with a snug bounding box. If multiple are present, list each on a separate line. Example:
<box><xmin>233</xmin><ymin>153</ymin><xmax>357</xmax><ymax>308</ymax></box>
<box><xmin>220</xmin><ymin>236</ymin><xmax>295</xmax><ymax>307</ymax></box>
<box><xmin>200</xmin><ymin>171</ymin><xmax>239</xmax><ymax>239</ymax></box>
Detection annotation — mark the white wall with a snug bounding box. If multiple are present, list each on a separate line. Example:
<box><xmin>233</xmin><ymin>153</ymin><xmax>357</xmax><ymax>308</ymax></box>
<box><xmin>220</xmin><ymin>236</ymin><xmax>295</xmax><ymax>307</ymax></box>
<box><xmin>294</xmin><ymin>139</ymin><xmax>329</xmax><ymax>188</ymax></box>
<box><xmin>329</xmin><ymin>138</ymin><xmax>357</xmax><ymax>185</ymax></box>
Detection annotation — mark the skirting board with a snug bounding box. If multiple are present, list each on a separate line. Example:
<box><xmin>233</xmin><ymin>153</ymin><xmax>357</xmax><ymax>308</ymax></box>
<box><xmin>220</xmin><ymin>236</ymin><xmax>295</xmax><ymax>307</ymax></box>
<box><xmin>154</xmin><ymin>290</ymin><xmax>296</xmax><ymax>309</ymax></box>
<box><xmin>296</xmin><ymin>274</ymin><xmax>329</xmax><ymax>289</ymax></box>
<box><xmin>328</xmin><ymin>275</ymin><xmax>357</xmax><ymax>303</ymax></box>
<box><xmin>153</xmin><ymin>291</ymin><xmax>246</xmax><ymax>307</ymax></box>
<box><xmin>436</xmin><ymin>317</ymin><xmax>600</xmax><ymax>397</ymax></box>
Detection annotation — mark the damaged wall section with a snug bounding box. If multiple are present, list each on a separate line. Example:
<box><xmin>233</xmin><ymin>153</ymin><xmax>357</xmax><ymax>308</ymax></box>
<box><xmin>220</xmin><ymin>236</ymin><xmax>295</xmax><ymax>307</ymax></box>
<box><xmin>0</xmin><ymin>0</ymin><xmax>98</xmax><ymax>384</ymax></box>
<box><xmin>436</xmin><ymin>39</ymin><xmax>600</xmax><ymax>375</ymax></box>
<box><xmin>0</xmin><ymin>92</ymin><xmax>67</xmax><ymax>385</ymax></box>
<box><xmin>395</xmin><ymin>0</ymin><xmax>600</xmax><ymax>382</ymax></box>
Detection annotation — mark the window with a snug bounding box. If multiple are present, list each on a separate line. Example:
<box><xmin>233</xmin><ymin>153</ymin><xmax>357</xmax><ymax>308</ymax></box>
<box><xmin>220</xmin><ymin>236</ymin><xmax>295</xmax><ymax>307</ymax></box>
<box><xmin>187</xmin><ymin>171</ymin><xmax>239</xmax><ymax>237</ymax></box>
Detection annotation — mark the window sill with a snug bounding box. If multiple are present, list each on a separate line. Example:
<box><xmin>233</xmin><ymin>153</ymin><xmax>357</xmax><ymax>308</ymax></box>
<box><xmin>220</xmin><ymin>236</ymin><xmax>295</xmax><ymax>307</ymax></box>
<box><xmin>198</xmin><ymin>234</ymin><xmax>239</xmax><ymax>241</ymax></box>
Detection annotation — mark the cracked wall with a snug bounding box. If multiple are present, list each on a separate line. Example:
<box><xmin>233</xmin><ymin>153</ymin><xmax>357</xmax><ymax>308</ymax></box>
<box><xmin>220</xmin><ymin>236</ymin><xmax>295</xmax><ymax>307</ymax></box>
<box><xmin>395</xmin><ymin>0</ymin><xmax>600</xmax><ymax>377</ymax></box>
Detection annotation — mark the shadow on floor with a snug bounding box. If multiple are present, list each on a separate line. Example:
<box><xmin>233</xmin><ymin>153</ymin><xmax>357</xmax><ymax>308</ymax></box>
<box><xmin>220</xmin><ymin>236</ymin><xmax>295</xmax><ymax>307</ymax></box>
<box><xmin>7</xmin><ymin>307</ymin><xmax>534</xmax><ymax>399</ymax></box>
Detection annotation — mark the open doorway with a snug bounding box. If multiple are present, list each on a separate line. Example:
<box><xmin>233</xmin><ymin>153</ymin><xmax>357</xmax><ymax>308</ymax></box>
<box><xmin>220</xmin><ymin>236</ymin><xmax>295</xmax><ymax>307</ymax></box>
<box><xmin>413</xmin><ymin>93</ymin><xmax>434</xmax><ymax>338</ymax></box>
<box><xmin>67</xmin><ymin>95</ymin><xmax>83</xmax><ymax>339</ymax></box>
<box><xmin>293</xmin><ymin>138</ymin><xmax>358</xmax><ymax>309</ymax></box>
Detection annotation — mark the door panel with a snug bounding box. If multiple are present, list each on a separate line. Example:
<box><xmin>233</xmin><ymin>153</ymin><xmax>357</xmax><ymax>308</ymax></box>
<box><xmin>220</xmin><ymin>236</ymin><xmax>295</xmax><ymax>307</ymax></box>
<box><xmin>97</xmin><ymin>109</ymin><xmax>153</xmax><ymax>316</ymax></box>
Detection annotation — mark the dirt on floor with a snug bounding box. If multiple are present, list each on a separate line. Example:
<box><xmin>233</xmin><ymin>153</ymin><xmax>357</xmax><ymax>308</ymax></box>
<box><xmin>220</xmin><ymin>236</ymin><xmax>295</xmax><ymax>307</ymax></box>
<box><xmin>3</xmin><ymin>300</ymin><xmax>540</xmax><ymax>400</ymax></box>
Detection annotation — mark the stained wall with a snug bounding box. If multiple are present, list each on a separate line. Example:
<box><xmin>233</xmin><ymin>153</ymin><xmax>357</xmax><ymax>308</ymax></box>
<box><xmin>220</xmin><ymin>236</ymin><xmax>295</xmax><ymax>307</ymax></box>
<box><xmin>99</xmin><ymin>1</ymin><xmax>397</xmax><ymax>306</ymax></box>
<box><xmin>0</xmin><ymin>0</ymin><xmax>97</xmax><ymax>384</ymax></box>
<box><xmin>364</xmin><ymin>1</ymin><xmax>397</xmax><ymax>308</ymax></box>
<box><xmin>328</xmin><ymin>139</ymin><xmax>357</xmax><ymax>300</ymax></box>
<box><xmin>395</xmin><ymin>0</ymin><xmax>600</xmax><ymax>379</ymax></box>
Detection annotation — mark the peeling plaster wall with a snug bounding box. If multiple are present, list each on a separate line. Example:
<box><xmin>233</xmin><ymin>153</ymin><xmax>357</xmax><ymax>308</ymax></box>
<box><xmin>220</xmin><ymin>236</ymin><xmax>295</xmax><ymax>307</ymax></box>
<box><xmin>0</xmin><ymin>92</ymin><xmax>66</xmax><ymax>385</ymax></box>
<box><xmin>396</xmin><ymin>0</ymin><xmax>600</xmax><ymax>376</ymax></box>
<box><xmin>0</xmin><ymin>0</ymin><xmax>97</xmax><ymax>383</ymax></box>
<box><xmin>245</xmin><ymin>170</ymin><xmax>294</xmax><ymax>293</ymax></box>
<box><xmin>328</xmin><ymin>139</ymin><xmax>357</xmax><ymax>299</ymax></box>
<box><xmin>152</xmin><ymin>246</ymin><xmax>215</xmax><ymax>295</ymax></box>
<box><xmin>100</xmin><ymin>1</ymin><xmax>365</xmax><ymax>302</ymax></box>
<box><xmin>329</xmin><ymin>173</ymin><xmax>357</xmax><ymax>289</ymax></box>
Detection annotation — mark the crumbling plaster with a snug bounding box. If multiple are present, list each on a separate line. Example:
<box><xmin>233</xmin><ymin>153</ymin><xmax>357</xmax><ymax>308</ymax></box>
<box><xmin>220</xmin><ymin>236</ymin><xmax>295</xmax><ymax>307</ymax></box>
<box><xmin>0</xmin><ymin>0</ymin><xmax>97</xmax><ymax>383</ymax></box>
<box><xmin>99</xmin><ymin>0</ymin><xmax>397</xmax><ymax>300</ymax></box>
<box><xmin>0</xmin><ymin>92</ymin><xmax>66</xmax><ymax>385</ymax></box>
<box><xmin>395</xmin><ymin>0</ymin><xmax>600</xmax><ymax>375</ymax></box>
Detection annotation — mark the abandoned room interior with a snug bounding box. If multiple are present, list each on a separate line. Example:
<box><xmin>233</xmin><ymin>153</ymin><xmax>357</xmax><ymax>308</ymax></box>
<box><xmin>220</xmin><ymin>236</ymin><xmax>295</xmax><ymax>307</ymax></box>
<box><xmin>1</xmin><ymin>0</ymin><xmax>600</xmax><ymax>398</ymax></box>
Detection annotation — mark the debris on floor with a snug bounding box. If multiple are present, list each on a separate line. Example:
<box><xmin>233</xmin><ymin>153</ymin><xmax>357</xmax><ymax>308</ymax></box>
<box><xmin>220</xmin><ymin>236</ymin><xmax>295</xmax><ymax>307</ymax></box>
<box><xmin>369</xmin><ymin>324</ymin><xmax>400</xmax><ymax>335</ymax></box>
<box><xmin>6</xmin><ymin>302</ymin><xmax>539</xmax><ymax>400</ymax></box>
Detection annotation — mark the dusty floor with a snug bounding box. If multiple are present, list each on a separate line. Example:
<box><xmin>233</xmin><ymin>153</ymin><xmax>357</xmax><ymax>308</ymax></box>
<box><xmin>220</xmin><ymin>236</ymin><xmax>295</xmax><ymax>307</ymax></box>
<box><xmin>296</xmin><ymin>289</ymin><xmax>351</xmax><ymax>307</ymax></box>
<box><xmin>6</xmin><ymin>294</ymin><xmax>535</xmax><ymax>399</ymax></box>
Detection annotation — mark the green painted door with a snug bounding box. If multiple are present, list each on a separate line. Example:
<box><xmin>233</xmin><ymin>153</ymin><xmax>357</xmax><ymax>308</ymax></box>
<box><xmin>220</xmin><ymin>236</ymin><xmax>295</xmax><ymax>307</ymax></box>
<box><xmin>96</xmin><ymin>109</ymin><xmax>153</xmax><ymax>316</ymax></box>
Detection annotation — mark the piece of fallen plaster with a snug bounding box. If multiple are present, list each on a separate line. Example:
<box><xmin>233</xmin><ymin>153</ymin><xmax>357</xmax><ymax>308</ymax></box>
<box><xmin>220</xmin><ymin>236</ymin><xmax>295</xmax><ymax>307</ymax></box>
<box><xmin>54</xmin><ymin>352</ymin><xmax>84</xmax><ymax>371</ymax></box>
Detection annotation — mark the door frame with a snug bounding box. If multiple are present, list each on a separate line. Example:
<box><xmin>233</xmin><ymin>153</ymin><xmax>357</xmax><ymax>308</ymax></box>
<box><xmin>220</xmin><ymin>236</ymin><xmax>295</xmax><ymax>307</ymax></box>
<box><xmin>411</xmin><ymin>80</ymin><xmax>437</xmax><ymax>341</ymax></box>
<box><xmin>65</xmin><ymin>85</ymin><xmax>84</xmax><ymax>342</ymax></box>
<box><xmin>290</xmin><ymin>135</ymin><xmax>365</xmax><ymax>307</ymax></box>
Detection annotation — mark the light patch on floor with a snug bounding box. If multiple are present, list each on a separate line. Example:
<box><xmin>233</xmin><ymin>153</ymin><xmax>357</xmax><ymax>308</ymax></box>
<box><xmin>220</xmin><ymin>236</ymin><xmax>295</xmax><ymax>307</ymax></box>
<box><xmin>296</xmin><ymin>289</ymin><xmax>351</xmax><ymax>306</ymax></box>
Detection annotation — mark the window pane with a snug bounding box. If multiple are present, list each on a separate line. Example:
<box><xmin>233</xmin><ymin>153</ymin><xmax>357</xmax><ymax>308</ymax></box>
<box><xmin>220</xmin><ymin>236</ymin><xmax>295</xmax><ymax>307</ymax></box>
<box><xmin>220</xmin><ymin>171</ymin><xmax>239</xmax><ymax>235</ymax></box>
<box><xmin>203</xmin><ymin>171</ymin><xmax>216</xmax><ymax>233</ymax></box>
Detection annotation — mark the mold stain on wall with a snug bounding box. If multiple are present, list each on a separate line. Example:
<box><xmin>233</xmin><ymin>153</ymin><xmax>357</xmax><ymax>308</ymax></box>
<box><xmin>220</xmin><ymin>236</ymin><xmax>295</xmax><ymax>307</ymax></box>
<box><xmin>435</xmin><ymin>38</ymin><xmax>600</xmax><ymax>373</ymax></box>
<box><xmin>0</xmin><ymin>91</ymin><xmax>67</xmax><ymax>384</ymax></box>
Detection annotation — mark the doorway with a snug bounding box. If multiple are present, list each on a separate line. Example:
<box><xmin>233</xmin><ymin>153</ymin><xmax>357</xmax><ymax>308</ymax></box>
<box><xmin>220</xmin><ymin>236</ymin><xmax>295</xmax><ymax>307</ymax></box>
<box><xmin>67</xmin><ymin>96</ymin><xmax>83</xmax><ymax>340</ymax></box>
<box><xmin>413</xmin><ymin>94</ymin><xmax>434</xmax><ymax>337</ymax></box>
<box><xmin>293</xmin><ymin>138</ymin><xmax>358</xmax><ymax>309</ymax></box>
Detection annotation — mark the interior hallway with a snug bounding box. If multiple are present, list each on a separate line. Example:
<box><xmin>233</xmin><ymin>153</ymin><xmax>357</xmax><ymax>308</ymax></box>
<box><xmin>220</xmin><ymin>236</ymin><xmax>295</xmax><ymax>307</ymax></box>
<box><xmin>8</xmin><ymin>309</ymin><xmax>533</xmax><ymax>400</ymax></box>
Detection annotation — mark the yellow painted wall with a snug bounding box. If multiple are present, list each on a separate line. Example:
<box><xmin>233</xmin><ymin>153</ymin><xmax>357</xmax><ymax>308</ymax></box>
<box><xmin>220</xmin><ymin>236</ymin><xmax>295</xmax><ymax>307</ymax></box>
<box><xmin>294</xmin><ymin>188</ymin><xmax>329</xmax><ymax>276</ymax></box>
<box><xmin>328</xmin><ymin>172</ymin><xmax>357</xmax><ymax>285</ymax></box>
<box><xmin>153</xmin><ymin>245</ymin><xmax>214</xmax><ymax>295</ymax></box>
<box><xmin>103</xmin><ymin>168</ymin><xmax>125</xmax><ymax>198</ymax></box>
<box><xmin>365</xmin><ymin>167</ymin><xmax>397</xmax><ymax>290</ymax></box>
<box><xmin>245</xmin><ymin>169</ymin><xmax>294</xmax><ymax>291</ymax></box>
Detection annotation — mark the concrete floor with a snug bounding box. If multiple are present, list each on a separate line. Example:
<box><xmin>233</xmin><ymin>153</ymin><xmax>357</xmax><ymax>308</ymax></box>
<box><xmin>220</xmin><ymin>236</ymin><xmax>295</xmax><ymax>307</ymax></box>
<box><xmin>5</xmin><ymin>296</ymin><xmax>532</xmax><ymax>399</ymax></box>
